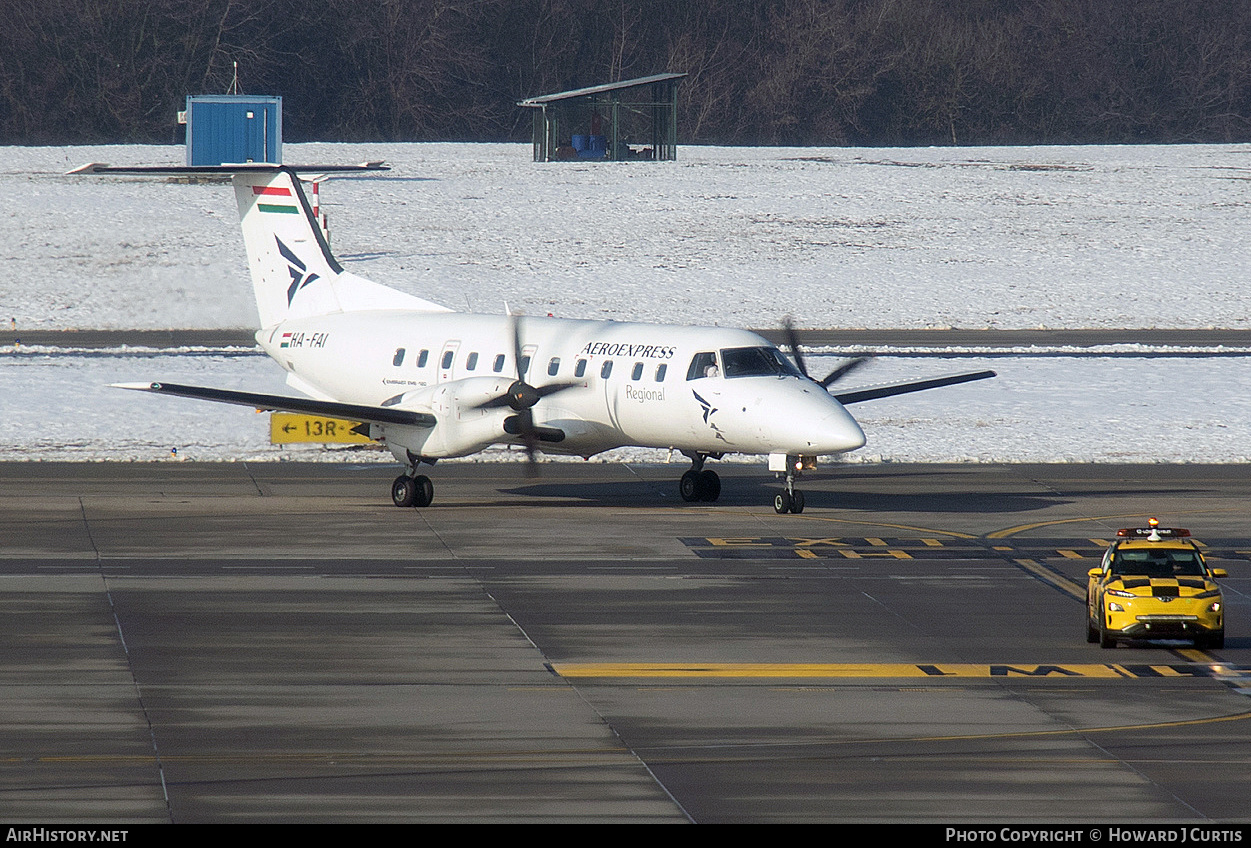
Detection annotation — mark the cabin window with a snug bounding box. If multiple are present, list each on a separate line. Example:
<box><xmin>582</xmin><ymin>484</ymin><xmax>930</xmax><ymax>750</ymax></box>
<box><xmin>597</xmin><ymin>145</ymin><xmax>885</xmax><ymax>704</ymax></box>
<box><xmin>441</xmin><ymin>350</ymin><xmax>454</xmax><ymax>369</ymax></box>
<box><xmin>686</xmin><ymin>351</ymin><xmax>718</xmax><ymax>380</ymax></box>
<box><xmin>574</xmin><ymin>359</ymin><xmax>587</xmax><ymax>378</ymax></box>
<box><xmin>519</xmin><ymin>355</ymin><xmax>532</xmax><ymax>376</ymax></box>
<box><xmin>466</xmin><ymin>352</ymin><xmax>478</xmax><ymax>371</ymax></box>
<box><xmin>631</xmin><ymin>362</ymin><xmax>644</xmax><ymax>380</ymax></box>
<box><xmin>416</xmin><ymin>349</ymin><xmax>429</xmax><ymax>368</ymax></box>
<box><xmin>493</xmin><ymin>354</ymin><xmax>506</xmax><ymax>373</ymax></box>
<box><xmin>548</xmin><ymin>357</ymin><xmax>561</xmax><ymax>376</ymax></box>
<box><xmin>393</xmin><ymin>348</ymin><xmax>406</xmax><ymax>367</ymax></box>
<box><xmin>655</xmin><ymin>363</ymin><xmax>667</xmax><ymax>382</ymax></box>
<box><xmin>601</xmin><ymin>360</ymin><xmax>613</xmax><ymax>379</ymax></box>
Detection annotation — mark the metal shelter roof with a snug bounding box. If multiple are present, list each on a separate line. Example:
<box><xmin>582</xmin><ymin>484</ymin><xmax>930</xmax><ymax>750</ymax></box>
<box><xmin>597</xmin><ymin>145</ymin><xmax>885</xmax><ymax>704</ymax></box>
<box><xmin>516</xmin><ymin>73</ymin><xmax>687</xmax><ymax>107</ymax></box>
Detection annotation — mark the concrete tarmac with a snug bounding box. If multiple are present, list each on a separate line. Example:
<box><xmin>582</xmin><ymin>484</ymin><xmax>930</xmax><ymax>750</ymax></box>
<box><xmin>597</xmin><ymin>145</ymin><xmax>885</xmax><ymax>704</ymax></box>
<box><xmin>2</xmin><ymin>461</ymin><xmax>1249</xmax><ymax>823</ymax></box>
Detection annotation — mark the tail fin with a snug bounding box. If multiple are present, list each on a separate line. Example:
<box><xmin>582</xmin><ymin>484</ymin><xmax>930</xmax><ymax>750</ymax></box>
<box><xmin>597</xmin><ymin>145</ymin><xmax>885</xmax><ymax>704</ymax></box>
<box><xmin>233</xmin><ymin>169</ymin><xmax>450</xmax><ymax>327</ymax></box>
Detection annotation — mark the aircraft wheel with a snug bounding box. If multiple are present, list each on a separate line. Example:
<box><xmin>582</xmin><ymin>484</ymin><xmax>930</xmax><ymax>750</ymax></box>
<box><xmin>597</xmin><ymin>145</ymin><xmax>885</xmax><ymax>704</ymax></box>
<box><xmin>774</xmin><ymin>492</ymin><xmax>792</xmax><ymax>514</ymax></box>
<box><xmin>392</xmin><ymin>475</ymin><xmax>417</xmax><ymax>508</ymax></box>
<box><xmin>679</xmin><ymin>470</ymin><xmax>700</xmax><ymax>502</ymax></box>
<box><xmin>697</xmin><ymin>469</ymin><xmax>721</xmax><ymax>502</ymax></box>
<box><xmin>790</xmin><ymin>490</ymin><xmax>805</xmax><ymax>514</ymax></box>
<box><xmin>413</xmin><ymin>474</ymin><xmax>434</xmax><ymax>508</ymax></box>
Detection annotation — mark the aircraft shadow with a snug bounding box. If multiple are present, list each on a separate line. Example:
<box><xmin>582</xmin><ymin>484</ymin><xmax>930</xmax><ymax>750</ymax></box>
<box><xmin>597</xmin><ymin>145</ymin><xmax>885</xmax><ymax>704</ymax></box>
<box><xmin>496</xmin><ymin>480</ymin><xmax>1066</xmax><ymax>514</ymax></box>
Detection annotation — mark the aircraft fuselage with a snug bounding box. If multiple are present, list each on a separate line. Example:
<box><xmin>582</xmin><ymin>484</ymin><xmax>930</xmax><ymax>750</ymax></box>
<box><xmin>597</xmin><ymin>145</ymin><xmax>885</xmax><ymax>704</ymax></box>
<box><xmin>258</xmin><ymin>311</ymin><xmax>867</xmax><ymax>462</ymax></box>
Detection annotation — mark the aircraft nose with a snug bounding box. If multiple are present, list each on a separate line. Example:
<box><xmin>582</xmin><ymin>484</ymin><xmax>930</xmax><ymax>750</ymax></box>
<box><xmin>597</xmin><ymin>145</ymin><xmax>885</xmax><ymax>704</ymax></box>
<box><xmin>813</xmin><ymin>406</ymin><xmax>866</xmax><ymax>454</ymax></box>
<box><xmin>767</xmin><ymin>390</ymin><xmax>866</xmax><ymax>454</ymax></box>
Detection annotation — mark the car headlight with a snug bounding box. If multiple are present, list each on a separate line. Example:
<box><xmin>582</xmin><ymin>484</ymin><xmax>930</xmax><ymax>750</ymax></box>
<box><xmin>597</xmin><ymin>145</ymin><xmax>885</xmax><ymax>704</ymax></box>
<box><xmin>1108</xmin><ymin>602</ymin><xmax>1125</xmax><ymax>612</ymax></box>
<box><xmin>1196</xmin><ymin>589</ymin><xmax>1221</xmax><ymax>599</ymax></box>
<box><xmin>1208</xmin><ymin>602</ymin><xmax>1222</xmax><ymax>613</ymax></box>
<box><xmin>1107</xmin><ymin>589</ymin><xmax>1135</xmax><ymax>598</ymax></box>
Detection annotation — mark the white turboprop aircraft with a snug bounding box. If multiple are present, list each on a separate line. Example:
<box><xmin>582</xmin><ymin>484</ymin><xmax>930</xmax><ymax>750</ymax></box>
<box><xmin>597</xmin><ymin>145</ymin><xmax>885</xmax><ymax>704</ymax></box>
<box><xmin>81</xmin><ymin>163</ymin><xmax>993</xmax><ymax>513</ymax></box>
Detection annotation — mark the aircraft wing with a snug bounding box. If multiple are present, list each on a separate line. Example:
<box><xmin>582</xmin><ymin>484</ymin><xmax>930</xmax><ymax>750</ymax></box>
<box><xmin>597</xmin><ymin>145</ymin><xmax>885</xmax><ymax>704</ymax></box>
<box><xmin>831</xmin><ymin>370</ymin><xmax>996</xmax><ymax>405</ymax></box>
<box><xmin>112</xmin><ymin>382</ymin><xmax>436</xmax><ymax>428</ymax></box>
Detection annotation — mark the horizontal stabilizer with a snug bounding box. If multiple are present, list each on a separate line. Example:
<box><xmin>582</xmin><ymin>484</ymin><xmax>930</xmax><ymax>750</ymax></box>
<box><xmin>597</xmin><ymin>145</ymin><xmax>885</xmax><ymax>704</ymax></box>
<box><xmin>69</xmin><ymin>162</ymin><xmax>389</xmax><ymax>175</ymax></box>
<box><xmin>832</xmin><ymin>370</ymin><xmax>996</xmax><ymax>405</ymax></box>
<box><xmin>112</xmin><ymin>381</ymin><xmax>435</xmax><ymax>428</ymax></box>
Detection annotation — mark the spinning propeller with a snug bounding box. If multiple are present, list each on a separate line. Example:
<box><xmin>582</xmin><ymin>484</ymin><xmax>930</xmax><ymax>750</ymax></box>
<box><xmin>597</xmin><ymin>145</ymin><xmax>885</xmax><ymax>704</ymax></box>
<box><xmin>782</xmin><ymin>317</ymin><xmax>873</xmax><ymax>388</ymax></box>
<box><xmin>472</xmin><ymin>314</ymin><xmax>579</xmax><ymax>471</ymax></box>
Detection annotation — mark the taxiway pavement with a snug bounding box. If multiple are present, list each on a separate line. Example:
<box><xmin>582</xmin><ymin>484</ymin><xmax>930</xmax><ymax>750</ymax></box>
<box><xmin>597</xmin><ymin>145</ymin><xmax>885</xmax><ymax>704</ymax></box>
<box><xmin>2</xmin><ymin>461</ymin><xmax>1249</xmax><ymax>823</ymax></box>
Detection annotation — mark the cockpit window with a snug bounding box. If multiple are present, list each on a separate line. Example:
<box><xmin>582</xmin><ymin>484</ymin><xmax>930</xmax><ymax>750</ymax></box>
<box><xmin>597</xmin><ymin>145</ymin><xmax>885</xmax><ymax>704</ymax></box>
<box><xmin>686</xmin><ymin>352</ymin><xmax>719</xmax><ymax>380</ymax></box>
<box><xmin>720</xmin><ymin>346</ymin><xmax>804</xmax><ymax>379</ymax></box>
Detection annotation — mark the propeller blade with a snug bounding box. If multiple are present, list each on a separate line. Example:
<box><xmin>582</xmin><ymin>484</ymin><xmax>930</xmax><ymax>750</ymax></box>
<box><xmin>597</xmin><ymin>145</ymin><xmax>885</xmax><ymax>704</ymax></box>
<box><xmin>782</xmin><ymin>316</ymin><xmax>810</xmax><ymax>379</ymax></box>
<box><xmin>818</xmin><ymin>355</ymin><xmax>873</xmax><ymax>388</ymax></box>
<box><xmin>510</xmin><ymin>313</ymin><xmax>526</xmax><ymax>381</ymax></box>
<box><xmin>516</xmin><ymin>408</ymin><xmax>539</xmax><ymax>471</ymax></box>
<box><xmin>782</xmin><ymin>316</ymin><xmax>873</xmax><ymax>389</ymax></box>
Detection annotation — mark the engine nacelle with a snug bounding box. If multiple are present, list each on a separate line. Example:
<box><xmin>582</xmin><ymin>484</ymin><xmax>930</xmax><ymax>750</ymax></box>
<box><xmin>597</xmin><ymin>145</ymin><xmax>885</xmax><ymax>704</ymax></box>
<box><xmin>383</xmin><ymin>376</ymin><xmax>516</xmax><ymax>420</ymax></box>
<box><xmin>375</xmin><ymin>376</ymin><xmax>519</xmax><ymax>458</ymax></box>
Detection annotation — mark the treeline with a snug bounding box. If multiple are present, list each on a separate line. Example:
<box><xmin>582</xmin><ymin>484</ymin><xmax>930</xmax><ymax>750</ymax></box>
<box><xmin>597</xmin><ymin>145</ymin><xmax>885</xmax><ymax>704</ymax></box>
<box><xmin>4</xmin><ymin>0</ymin><xmax>1251</xmax><ymax>146</ymax></box>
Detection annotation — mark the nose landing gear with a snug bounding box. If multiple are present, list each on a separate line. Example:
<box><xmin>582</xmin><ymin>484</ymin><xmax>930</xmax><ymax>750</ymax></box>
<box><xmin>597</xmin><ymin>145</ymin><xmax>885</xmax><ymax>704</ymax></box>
<box><xmin>771</xmin><ymin>453</ymin><xmax>814</xmax><ymax>514</ymax></box>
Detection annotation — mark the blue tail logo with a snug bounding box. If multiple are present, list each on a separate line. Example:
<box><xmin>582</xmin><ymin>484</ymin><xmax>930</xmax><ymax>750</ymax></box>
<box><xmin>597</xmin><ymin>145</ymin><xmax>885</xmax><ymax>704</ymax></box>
<box><xmin>277</xmin><ymin>237</ymin><xmax>320</xmax><ymax>305</ymax></box>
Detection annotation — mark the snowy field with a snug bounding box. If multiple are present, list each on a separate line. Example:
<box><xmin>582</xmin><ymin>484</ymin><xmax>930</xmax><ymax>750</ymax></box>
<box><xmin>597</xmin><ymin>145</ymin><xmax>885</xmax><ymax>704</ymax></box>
<box><xmin>2</xmin><ymin>142</ymin><xmax>1250</xmax><ymax>464</ymax></box>
<box><xmin>5</xmin><ymin>141</ymin><xmax>1251</xmax><ymax>331</ymax></box>
<box><xmin>3</xmin><ymin>347</ymin><xmax>1250</xmax><ymax>464</ymax></box>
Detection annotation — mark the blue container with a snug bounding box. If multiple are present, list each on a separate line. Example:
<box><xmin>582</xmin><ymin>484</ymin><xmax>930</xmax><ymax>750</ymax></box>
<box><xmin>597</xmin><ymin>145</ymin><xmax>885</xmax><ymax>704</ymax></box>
<box><xmin>571</xmin><ymin>134</ymin><xmax>589</xmax><ymax>151</ymax></box>
<box><xmin>186</xmin><ymin>95</ymin><xmax>282</xmax><ymax>166</ymax></box>
<box><xmin>588</xmin><ymin>134</ymin><xmax>607</xmax><ymax>152</ymax></box>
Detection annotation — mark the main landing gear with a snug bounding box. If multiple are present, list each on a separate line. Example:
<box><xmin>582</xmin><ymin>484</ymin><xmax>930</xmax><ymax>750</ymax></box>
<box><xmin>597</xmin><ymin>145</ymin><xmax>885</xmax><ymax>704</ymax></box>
<box><xmin>679</xmin><ymin>452</ymin><xmax>721</xmax><ymax>502</ymax></box>
<box><xmin>392</xmin><ymin>473</ymin><xmax>434</xmax><ymax>507</ymax></box>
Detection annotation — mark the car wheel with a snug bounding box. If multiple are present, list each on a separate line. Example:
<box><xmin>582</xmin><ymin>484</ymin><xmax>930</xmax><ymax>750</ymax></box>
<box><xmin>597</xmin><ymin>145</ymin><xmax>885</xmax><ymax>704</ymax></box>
<box><xmin>1200</xmin><ymin>631</ymin><xmax>1225</xmax><ymax>650</ymax></box>
<box><xmin>1099</xmin><ymin>621</ymin><xmax>1116</xmax><ymax>649</ymax></box>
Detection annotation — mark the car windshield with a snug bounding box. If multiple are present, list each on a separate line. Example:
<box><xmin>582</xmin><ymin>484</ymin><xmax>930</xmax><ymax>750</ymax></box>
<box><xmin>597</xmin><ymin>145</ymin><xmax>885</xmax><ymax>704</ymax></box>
<box><xmin>1110</xmin><ymin>548</ymin><xmax>1205</xmax><ymax>578</ymax></box>
<box><xmin>720</xmin><ymin>346</ymin><xmax>803</xmax><ymax>378</ymax></box>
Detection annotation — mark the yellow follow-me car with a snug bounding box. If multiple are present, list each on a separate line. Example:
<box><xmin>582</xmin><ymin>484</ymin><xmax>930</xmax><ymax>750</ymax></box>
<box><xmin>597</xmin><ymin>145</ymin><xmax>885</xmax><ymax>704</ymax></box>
<box><xmin>1087</xmin><ymin>519</ymin><xmax>1226</xmax><ymax>649</ymax></box>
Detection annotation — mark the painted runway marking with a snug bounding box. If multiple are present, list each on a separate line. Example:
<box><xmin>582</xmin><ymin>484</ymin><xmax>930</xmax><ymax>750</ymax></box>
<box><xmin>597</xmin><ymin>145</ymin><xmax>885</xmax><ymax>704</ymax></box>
<box><xmin>551</xmin><ymin>662</ymin><xmax>1251</xmax><ymax>680</ymax></box>
<box><xmin>678</xmin><ymin>536</ymin><xmax>1251</xmax><ymax>562</ymax></box>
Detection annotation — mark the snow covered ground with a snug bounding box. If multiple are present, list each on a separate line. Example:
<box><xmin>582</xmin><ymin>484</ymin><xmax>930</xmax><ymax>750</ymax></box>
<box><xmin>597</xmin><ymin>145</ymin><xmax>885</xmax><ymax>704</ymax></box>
<box><xmin>3</xmin><ymin>345</ymin><xmax>1249</xmax><ymax>465</ymax></box>
<box><xmin>2</xmin><ymin>143</ymin><xmax>1250</xmax><ymax>464</ymax></box>
<box><xmin>6</xmin><ymin>142</ymin><xmax>1251</xmax><ymax>331</ymax></box>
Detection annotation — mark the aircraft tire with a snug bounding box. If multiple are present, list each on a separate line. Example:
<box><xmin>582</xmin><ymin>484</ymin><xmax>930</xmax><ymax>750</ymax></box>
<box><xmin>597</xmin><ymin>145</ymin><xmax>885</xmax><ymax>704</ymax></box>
<box><xmin>790</xmin><ymin>490</ymin><xmax>805</xmax><ymax>514</ymax></box>
<box><xmin>679</xmin><ymin>470</ymin><xmax>700</xmax><ymax>502</ymax></box>
<box><xmin>774</xmin><ymin>492</ymin><xmax>792</xmax><ymax>514</ymax></box>
<box><xmin>697</xmin><ymin>470</ymin><xmax>721</xmax><ymax>502</ymax></box>
<box><xmin>413</xmin><ymin>475</ymin><xmax>434</xmax><ymax>508</ymax></box>
<box><xmin>392</xmin><ymin>475</ymin><xmax>417</xmax><ymax>508</ymax></box>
